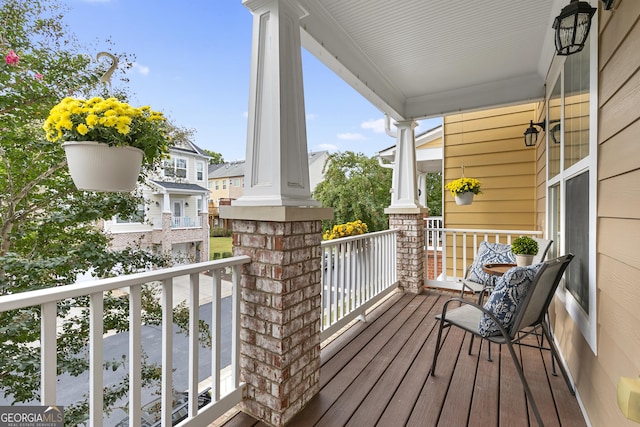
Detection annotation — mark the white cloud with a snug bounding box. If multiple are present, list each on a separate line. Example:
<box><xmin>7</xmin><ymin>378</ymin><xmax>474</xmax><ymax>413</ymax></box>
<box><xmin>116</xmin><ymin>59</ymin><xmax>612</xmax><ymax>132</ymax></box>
<box><xmin>307</xmin><ymin>113</ymin><xmax>319</xmax><ymax>121</ymax></box>
<box><xmin>361</xmin><ymin>118</ymin><xmax>386</xmax><ymax>133</ymax></box>
<box><xmin>132</xmin><ymin>62</ymin><xmax>150</xmax><ymax>76</ymax></box>
<box><xmin>318</xmin><ymin>143</ymin><xmax>338</xmax><ymax>151</ymax></box>
<box><xmin>337</xmin><ymin>132</ymin><xmax>366</xmax><ymax>141</ymax></box>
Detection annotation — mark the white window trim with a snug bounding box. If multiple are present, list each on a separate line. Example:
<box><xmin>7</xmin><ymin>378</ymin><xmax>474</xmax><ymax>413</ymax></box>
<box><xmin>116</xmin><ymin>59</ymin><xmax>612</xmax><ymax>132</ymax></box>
<box><xmin>164</xmin><ymin>156</ymin><xmax>188</xmax><ymax>179</ymax></box>
<box><xmin>196</xmin><ymin>161</ymin><xmax>205</xmax><ymax>181</ymax></box>
<box><xmin>545</xmin><ymin>10</ymin><xmax>598</xmax><ymax>354</ymax></box>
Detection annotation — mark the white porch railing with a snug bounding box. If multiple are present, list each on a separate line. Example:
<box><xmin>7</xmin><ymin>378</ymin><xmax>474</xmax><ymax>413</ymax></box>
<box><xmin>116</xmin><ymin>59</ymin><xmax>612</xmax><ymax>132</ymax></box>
<box><xmin>424</xmin><ymin>227</ymin><xmax>543</xmax><ymax>291</ymax></box>
<box><xmin>173</xmin><ymin>216</ymin><xmax>202</xmax><ymax>229</ymax></box>
<box><xmin>0</xmin><ymin>257</ymin><xmax>250</xmax><ymax>427</ymax></box>
<box><xmin>320</xmin><ymin>229</ymin><xmax>398</xmax><ymax>341</ymax></box>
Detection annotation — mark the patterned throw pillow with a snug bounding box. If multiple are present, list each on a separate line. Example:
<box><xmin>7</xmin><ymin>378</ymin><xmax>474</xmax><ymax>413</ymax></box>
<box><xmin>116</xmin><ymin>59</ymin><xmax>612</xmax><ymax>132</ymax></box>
<box><xmin>477</xmin><ymin>264</ymin><xmax>542</xmax><ymax>337</ymax></box>
<box><xmin>466</xmin><ymin>241</ymin><xmax>516</xmax><ymax>286</ymax></box>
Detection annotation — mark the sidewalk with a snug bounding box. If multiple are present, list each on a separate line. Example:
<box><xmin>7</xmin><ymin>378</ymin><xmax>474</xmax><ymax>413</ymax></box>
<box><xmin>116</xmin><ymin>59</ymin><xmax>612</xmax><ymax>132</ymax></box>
<box><xmin>171</xmin><ymin>272</ymin><xmax>234</xmax><ymax>308</ymax></box>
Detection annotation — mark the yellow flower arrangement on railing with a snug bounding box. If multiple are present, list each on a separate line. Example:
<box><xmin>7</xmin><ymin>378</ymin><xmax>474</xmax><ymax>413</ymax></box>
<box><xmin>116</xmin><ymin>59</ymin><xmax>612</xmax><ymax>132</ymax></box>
<box><xmin>43</xmin><ymin>96</ymin><xmax>170</xmax><ymax>165</ymax></box>
<box><xmin>323</xmin><ymin>220</ymin><xmax>369</xmax><ymax>240</ymax></box>
<box><xmin>444</xmin><ymin>177</ymin><xmax>482</xmax><ymax>196</ymax></box>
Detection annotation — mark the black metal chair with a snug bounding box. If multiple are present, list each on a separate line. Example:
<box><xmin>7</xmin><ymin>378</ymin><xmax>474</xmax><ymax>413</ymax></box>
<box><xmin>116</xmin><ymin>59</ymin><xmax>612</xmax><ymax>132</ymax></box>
<box><xmin>429</xmin><ymin>254</ymin><xmax>575</xmax><ymax>427</ymax></box>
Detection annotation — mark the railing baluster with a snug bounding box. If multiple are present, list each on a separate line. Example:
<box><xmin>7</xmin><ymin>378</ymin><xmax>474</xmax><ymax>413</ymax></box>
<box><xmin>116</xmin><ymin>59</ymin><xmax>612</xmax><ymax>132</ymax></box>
<box><xmin>40</xmin><ymin>301</ymin><xmax>57</xmax><ymax>406</ymax></box>
<box><xmin>129</xmin><ymin>285</ymin><xmax>142</xmax><ymax>427</ymax></box>
<box><xmin>161</xmin><ymin>278</ymin><xmax>173</xmax><ymax>427</ymax></box>
<box><xmin>90</xmin><ymin>292</ymin><xmax>104</xmax><ymax>427</ymax></box>
<box><xmin>188</xmin><ymin>272</ymin><xmax>199</xmax><ymax>417</ymax></box>
<box><xmin>231</xmin><ymin>264</ymin><xmax>241</xmax><ymax>388</ymax></box>
<box><xmin>212</xmin><ymin>269</ymin><xmax>222</xmax><ymax>401</ymax></box>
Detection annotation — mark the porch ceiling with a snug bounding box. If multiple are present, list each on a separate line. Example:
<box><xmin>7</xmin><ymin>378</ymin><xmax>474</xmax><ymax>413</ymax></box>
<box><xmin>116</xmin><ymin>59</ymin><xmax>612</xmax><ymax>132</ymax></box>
<box><xmin>298</xmin><ymin>0</ymin><xmax>566</xmax><ymax>120</ymax></box>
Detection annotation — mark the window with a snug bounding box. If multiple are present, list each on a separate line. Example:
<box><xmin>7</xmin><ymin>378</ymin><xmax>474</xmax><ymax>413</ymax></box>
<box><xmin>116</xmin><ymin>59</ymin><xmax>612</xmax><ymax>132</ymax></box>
<box><xmin>207</xmin><ymin>181</ymin><xmax>212</xmax><ymax>189</ymax></box>
<box><xmin>222</xmin><ymin>180</ymin><xmax>227</xmax><ymax>189</ymax></box>
<box><xmin>215</xmin><ymin>180</ymin><xmax>219</xmax><ymax>190</ymax></box>
<box><xmin>546</xmin><ymin>32</ymin><xmax>597</xmax><ymax>353</ymax></box>
<box><xmin>234</xmin><ymin>178</ymin><xmax>240</xmax><ymax>187</ymax></box>
<box><xmin>116</xmin><ymin>204</ymin><xmax>145</xmax><ymax>223</ymax></box>
<box><xmin>196</xmin><ymin>161</ymin><xmax>205</xmax><ymax>181</ymax></box>
<box><xmin>196</xmin><ymin>197</ymin><xmax>203</xmax><ymax>214</ymax></box>
<box><xmin>164</xmin><ymin>156</ymin><xmax>187</xmax><ymax>178</ymax></box>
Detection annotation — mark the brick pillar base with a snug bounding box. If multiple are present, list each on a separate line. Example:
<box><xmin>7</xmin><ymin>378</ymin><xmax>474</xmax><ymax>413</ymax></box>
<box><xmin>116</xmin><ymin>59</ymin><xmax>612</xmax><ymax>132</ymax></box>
<box><xmin>223</xmin><ymin>206</ymin><xmax>332</xmax><ymax>426</ymax></box>
<box><xmin>387</xmin><ymin>209</ymin><xmax>428</xmax><ymax>294</ymax></box>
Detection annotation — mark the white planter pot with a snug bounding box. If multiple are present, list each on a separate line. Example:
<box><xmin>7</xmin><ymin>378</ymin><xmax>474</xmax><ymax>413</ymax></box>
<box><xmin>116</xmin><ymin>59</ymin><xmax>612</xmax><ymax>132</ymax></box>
<box><xmin>454</xmin><ymin>192</ymin><xmax>474</xmax><ymax>206</ymax></box>
<box><xmin>515</xmin><ymin>254</ymin><xmax>534</xmax><ymax>267</ymax></box>
<box><xmin>62</xmin><ymin>141</ymin><xmax>143</xmax><ymax>192</ymax></box>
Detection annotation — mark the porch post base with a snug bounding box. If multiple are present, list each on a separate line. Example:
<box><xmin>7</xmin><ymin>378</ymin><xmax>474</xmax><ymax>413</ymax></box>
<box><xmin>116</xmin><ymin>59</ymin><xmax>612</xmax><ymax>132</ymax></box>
<box><xmin>226</xmin><ymin>206</ymin><xmax>332</xmax><ymax>426</ymax></box>
<box><xmin>386</xmin><ymin>208</ymin><xmax>428</xmax><ymax>294</ymax></box>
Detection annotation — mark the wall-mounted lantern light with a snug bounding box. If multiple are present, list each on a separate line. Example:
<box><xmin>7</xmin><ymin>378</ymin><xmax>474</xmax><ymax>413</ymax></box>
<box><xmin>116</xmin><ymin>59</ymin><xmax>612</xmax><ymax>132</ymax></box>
<box><xmin>523</xmin><ymin>120</ymin><xmax>562</xmax><ymax>146</ymax></box>
<box><xmin>552</xmin><ymin>0</ymin><xmax>597</xmax><ymax>56</ymax></box>
<box><xmin>523</xmin><ymin>120</ymin><xmax>546</xmax><ymax>147</ymax></box>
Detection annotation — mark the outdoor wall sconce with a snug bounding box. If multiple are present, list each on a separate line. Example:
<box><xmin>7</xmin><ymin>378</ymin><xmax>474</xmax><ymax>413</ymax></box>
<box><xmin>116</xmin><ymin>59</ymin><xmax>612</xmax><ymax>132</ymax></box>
<box><xmin>550</xmin><ymin>123</ymin><xmax>562</xmax><ymax>144</ymax></box>
<box><xmin>523</xmin><ymin>120</ymin><xmax>561</xmax><ymax>146</ymax></box>
<box><xmin>524</xmin><ymin>120</ymin><xmax>546</xmax><ymax>147</ymax></box>
<box><xmin>552</xmin><ymin>0</ymin><xmax>597</xmax><ymax>56</ymax></box>
<box><xmin>185</xmin><ymin>202</ymin><xmax>189</xmax><ymax>207</ymax></box>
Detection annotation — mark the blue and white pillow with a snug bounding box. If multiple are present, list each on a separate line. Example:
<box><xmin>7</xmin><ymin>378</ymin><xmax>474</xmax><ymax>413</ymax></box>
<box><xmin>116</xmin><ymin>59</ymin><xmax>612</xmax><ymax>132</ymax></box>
<box><xmin>477</xmin><ymin>264</ymin><xmax>542</xmax><ymax>337</ymax></box>
<box><xmin>466</xmin><ymin>241</ymin><xmax>516</xmax><ymax>286</ymax></box>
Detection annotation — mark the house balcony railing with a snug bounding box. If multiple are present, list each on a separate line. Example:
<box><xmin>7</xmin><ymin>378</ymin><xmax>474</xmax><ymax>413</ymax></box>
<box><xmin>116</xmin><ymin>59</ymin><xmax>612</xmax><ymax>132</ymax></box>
<box><xmin>152</xmin><ymin>215</ymin><xmax>203</xmax><ymax>230</ymax></box>
<box><xmin>320</xmin><ymin>229</ymin><xmax>398</xmax><ymax>341</ymax></box>
<box><xmin>0</xmin><ymin>257</ymin><xmax>250</xmax><ymax>427</ymax></box>
<box><xmin>424</xmin><ymin>226</ymin><xmax>543</xmax><ymax>291</ymax></box>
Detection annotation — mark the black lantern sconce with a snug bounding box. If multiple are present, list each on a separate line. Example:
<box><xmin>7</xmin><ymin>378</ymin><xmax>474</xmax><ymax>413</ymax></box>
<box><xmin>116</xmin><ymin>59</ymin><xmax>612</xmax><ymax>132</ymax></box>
<box><xmin>523</xmin><ymin>120</ymin><xmax>561</xmax><ymax>147</ymax></box>
<box><xmin>524</xmin><ymin>120</ymin><xmax>546</xmax><ymax>147</ymax></box>
<box><xmin>552</xmin><ymin>0</ymin><xmax>597</xmax><ymax>56</ymax></box>
<box><xmin>550</xmin><ymin>123</ymin><xmax>562</xmax><ymax>144</ymax></box>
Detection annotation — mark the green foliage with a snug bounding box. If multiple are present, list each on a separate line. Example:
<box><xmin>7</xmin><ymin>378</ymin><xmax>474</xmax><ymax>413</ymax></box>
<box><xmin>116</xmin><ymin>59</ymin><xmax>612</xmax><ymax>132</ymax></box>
<box><xmin>204</xmin><ymin>149</ymin><xmax>224</xmax><ymax>165</ymax></box>
<box><xmin>313</xmin><ymin>151</ymin><xmax>392</xmax><ymax>232</ymax></box>
<box><xmin>210</xmin><ymin>227</ymin><xmax>233</xmax><ymax>237</ymax></box>
<box><xmin>424</xmin><ymin>172</ymin><xmax>442</xmax><ymax>216</ymax></box>
<box><xmin>0</xmin><ymin>0</ymin><xmax>207</xmax><ymax>421</ymax></box>
<box><xmin>511</xmin><ymin>236</ymin><xmax>539</xmax><ymax>255</ymax></box>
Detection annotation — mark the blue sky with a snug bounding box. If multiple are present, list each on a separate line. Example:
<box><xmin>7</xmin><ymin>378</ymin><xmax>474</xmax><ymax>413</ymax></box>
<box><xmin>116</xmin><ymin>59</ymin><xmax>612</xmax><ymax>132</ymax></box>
<box><xmin>66</xmin><ymin>0</ymin><xmax>442</xmax><ymax>162</ymax></box>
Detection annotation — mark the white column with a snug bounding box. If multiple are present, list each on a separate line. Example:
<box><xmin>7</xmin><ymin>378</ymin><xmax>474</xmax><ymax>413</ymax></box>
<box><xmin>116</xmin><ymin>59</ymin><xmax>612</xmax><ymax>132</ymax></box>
<box><xmin>236</xmin><ymin>0</ymin><xmax>319</xmax><ymax>207</ymax></box>
<box><xmin>389</xmin><ymin>120</ymin><xmax>420</xmax><ymax>208</ymax></box>
<box><xmin>418</xmin><ymin>172</ymin><xmax>427</xmax><ymax>207</ymax></box>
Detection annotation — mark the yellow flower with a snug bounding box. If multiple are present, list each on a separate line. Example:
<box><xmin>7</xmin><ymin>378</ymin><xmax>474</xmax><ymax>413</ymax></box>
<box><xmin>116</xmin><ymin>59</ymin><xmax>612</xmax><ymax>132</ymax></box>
<box><xmin>76</xmin><ymin>123</ymin><xmax>89</xmax><ymax>135</ymax></box>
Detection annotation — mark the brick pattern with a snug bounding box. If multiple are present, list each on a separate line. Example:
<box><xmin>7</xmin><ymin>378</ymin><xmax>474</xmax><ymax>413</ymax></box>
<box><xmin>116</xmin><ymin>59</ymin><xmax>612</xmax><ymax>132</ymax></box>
<box><xmin>232</xmin><ymin>219</ymin><xmax>322</xmax><ymax>426</ymax></box>
<box><xmin>389</xmin><ymin>213</ymin><xmax>426</xmax><ymax>294</ymax></box>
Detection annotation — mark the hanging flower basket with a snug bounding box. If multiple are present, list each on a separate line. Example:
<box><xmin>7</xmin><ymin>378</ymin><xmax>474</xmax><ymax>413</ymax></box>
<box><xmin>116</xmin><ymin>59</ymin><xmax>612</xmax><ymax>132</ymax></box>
<box><xmin>44</xmin><ymin>96</ymin><xmax>169</xmax><ymax>192</ymax></box>
<box><xmin>62</xmin><ymin>141</ymin><xmax>143</xmax><ymax>192</ymax></box>
<box><xmin>445</xmin><ymin>177</ymin><xmax>482</xmax><ymax>206</ymax></box>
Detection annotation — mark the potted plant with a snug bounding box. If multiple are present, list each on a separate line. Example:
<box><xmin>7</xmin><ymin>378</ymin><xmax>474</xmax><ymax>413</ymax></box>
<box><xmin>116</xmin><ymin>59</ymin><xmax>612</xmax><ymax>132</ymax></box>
<box><xmin>444</xmin><ymin>177</ymin><xmax>482</xmax><ymax>205</ymax></box>
<box><xmin>511</xmin><ymin>236</ymin><xmax>539</xmax><ymax>266</ymax></box>
<box><xmin>43</xmin><ymin>96</ymin><xmax>170</xmax><ymax>192</ymax></box>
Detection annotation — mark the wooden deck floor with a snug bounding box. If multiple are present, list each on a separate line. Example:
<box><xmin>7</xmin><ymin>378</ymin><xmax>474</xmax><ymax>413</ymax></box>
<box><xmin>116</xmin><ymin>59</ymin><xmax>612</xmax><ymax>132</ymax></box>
<box><xmin>220</xmin><ymin>290</ymin><xmax>587</xmax><ymax>427</ymax></box>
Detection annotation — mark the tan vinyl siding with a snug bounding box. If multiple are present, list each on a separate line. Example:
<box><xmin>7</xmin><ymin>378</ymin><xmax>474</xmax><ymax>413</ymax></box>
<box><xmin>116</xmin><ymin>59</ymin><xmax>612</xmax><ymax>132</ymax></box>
<box><xmin>551</xmin><ymin>1</ymin><xmax>640</xmax><ymax>425</ymax></box>
<box><xmin>443</xmin><ymin>104</ymin><xmax>538</xmax><ymax>230</ymax></box>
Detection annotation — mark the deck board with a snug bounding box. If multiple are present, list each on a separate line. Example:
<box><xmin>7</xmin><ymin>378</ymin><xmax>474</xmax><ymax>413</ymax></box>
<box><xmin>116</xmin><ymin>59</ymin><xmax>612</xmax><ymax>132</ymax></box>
<box><xmin>219</xmin><ymin>291</ymin><xmax>587</xmax><ymax>427</ymax></box>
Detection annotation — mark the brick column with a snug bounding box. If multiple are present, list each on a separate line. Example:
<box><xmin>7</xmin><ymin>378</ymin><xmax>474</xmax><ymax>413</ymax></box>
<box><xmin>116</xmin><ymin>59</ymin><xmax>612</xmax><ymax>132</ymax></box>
<box><xmin>386</xmin><ymin>208</ymin><xmax>429</xmax><ymax>294</ymax></box>
<box><xmin>222</xmin><ymin>206</ymin><xmax>332</xmax><ymax>426</ymax></box>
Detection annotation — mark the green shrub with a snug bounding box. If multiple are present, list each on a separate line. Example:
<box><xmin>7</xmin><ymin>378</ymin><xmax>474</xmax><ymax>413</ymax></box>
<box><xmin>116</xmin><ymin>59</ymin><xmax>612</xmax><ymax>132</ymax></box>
<box><xmin>512</xmin><ymin>236</ymin><xmax>538</xmax><ymax>255</ymax></box>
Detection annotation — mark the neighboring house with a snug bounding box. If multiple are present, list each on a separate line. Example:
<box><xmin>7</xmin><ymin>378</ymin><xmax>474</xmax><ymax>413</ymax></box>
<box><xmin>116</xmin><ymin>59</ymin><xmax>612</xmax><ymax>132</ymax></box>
<box><xmin>104</xmin><ymin>140</ymin><xmax>211</xmax><ymax>263</ymax></box>
<box><xmin>208</xmin><ymin>151</ymin><xmax>329</xmax><ymax>230</ymax></box>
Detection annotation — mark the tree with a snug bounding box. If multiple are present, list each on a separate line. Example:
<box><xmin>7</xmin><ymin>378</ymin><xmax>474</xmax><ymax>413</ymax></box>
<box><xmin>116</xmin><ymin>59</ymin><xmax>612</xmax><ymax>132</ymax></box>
<box><xmin>313</xmin><ymin>151</ymin><xmax>392</xmax><ymax>233</ymax></box>
<box><xmin>203</xmin><ymin>149</ymin><xmax>224</xmax><ymax>165</ymax></box>
<box><xmin>424</xmin><ymin>172</ymin><xmax>443</xmax><ymax>216</ymax></box>
<box><xmin>0</xmin><ymin>1</ymin><xmax>202</xmax><ymax>424</ymax></box>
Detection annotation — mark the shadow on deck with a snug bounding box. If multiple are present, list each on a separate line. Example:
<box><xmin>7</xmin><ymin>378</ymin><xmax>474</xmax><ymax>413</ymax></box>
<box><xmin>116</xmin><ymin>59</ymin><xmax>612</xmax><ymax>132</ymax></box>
<box><xmin>219</xmin><ymin>291</ymin><xmax>586</xmax><ymax>427</ymax></box>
